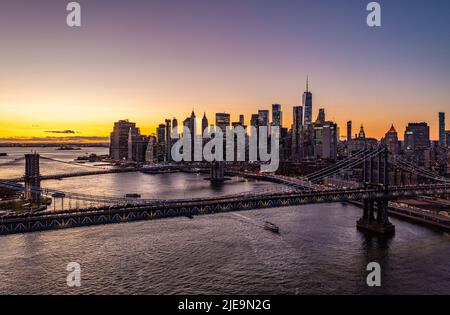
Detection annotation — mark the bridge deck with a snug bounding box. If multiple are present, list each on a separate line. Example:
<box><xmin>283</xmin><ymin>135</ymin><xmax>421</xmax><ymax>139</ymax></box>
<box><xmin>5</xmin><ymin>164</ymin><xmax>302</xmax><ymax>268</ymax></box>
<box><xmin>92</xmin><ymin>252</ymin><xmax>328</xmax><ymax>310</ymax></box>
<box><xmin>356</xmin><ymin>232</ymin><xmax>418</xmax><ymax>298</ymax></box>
<box><xmin>1</xmin><ymin>184</ymin><xmax>449</xmax><ymax>236</ymax></box>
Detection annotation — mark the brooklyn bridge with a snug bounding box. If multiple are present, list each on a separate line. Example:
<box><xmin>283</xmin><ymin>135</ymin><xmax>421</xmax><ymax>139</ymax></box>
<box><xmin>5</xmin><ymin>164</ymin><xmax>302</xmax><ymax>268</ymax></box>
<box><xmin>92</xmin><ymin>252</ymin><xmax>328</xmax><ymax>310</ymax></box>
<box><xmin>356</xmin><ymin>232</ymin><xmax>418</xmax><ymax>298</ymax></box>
<box><xmin>0</xmin><ymin>147</ymin><xmax>449</xmax><ymax>236</ymax></box>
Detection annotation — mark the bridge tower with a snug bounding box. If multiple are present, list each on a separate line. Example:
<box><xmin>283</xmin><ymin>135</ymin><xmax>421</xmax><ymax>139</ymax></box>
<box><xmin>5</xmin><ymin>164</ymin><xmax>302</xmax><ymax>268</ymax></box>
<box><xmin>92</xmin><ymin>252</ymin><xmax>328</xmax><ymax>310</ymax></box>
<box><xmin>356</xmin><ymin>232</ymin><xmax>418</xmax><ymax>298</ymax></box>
<box><xmin>24</xmin><ymin>153</ymin><xmax>41</xmax><ymax>205</ymax></box>
<box><xmin>357</xmin><ymin>147</ymin><xmax>395</xmax><ymax>235</ymax></box>
<box><xmin>210</xmin><ymin>161</ymin><xmax>225</xmax><ymax>182</ymax></box>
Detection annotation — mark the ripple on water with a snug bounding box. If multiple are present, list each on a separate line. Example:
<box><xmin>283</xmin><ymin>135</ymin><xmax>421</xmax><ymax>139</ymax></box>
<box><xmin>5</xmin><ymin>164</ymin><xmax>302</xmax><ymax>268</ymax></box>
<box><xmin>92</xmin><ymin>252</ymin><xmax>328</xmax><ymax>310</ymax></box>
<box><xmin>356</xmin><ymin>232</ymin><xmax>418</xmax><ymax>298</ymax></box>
<box><xmin>0</xmin><ymin>204</ymin><xmax>450</xmax><ymax>294</ymax></box>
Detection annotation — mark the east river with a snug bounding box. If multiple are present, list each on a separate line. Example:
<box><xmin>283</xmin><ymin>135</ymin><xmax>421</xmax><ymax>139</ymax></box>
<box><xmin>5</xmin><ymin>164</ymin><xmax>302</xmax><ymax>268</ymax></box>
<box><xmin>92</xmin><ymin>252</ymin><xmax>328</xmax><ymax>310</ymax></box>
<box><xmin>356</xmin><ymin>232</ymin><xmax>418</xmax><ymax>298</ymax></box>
<box><xmin>0</xmin><ymin>147</ymin><xmax>449</xmax><ymax>294</ymax></box>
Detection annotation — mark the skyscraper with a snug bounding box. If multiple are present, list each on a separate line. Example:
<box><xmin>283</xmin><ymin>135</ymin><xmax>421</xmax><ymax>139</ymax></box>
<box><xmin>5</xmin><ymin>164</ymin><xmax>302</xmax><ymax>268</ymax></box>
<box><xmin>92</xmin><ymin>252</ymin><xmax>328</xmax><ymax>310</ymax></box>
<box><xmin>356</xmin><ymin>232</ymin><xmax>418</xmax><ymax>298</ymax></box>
<box><xmin>258</xmin><ymin>110</ymin><xmax>269</xmax><ymax>128</ymax></box>
<box><xmin>358</xmin><ymin>124</ymin><xmax>366</xmax><ymax>139</ymax></box>
<box><xmin>439</xmin><ymin>112</ymin><xmax>445</xmax><ymax>147</ymax></box>
<box><xmin>127</xmin><ymin>128</ymin><xmax>134</xmax><ymax>161</ymax></box>
<box><xmin>303</xmin><ymin>77</ymin><xmax>313</xmax><ymax>125</ymax></box>
<box><xmin>291</xmin><ymin>106</ymin><xmax>303</xmax><ymax>160</ymax></box>
<box><xmin>215</xmin><ymin>113</ymin><xmax>230</xmax><ymax>133</ymax></box>
<box><xmin>109</xmin><ymin>120</ymin><xmax>140</xmax><ymax>160</ymax></box>
<box><xmin>156</xmin><ymin>123</ymin><xmax>166</xmax><ymax>162</ymax></box>
<box><xmin>189</xmin><ymin>111</ymin><xmax>196</xmax><ymax>136</ymax></box>
<box><xmin>233</xmin><ymin>115</ymin><xmax>246</xmax><ymax>129</ymax></box>
<box><xmin>250</xmin><ymin>114</ymin><xmax>259</xmax><ymax>138</ymax></box>
<box><xmin>215</xmin><ymin>113</ymin><xmax>230</xmax><ymax>161</ymax></box>
<box><xmin>126</xmin><ymin>126</ymin><xmax>147</xmax><ymax>162</ymax></box>
<box><xmin>188</xmin><ymin>111</ymin><xmax>197</xmax><ymax>161</ymax></box>
<box><xmin>312</xmin><ymin>121</ymin><xmax>338</xmax><ymax>160</ymax></box>
<box><xmin>271</xmin><ymin>104</ymin><xmax>282</xmax><ymax>127</ymax></box>
<box><xmin>385</xmin><ymin>124</ymin><xmax>400</xmax><ymax>154</ymax></box>
<box><xmin>182</xmin><ymin>118</ymin><xmax>189</xmax><ymax>128</ymax></box>
<box><xmin>145</xmin><ymin>136</ymin><xmax>156</xmax><ymax>163</ymax></box>
<box><xmin>347</xmin><ymin>121</ymin><xmax>352</xmax><ymax>141</ymax></box>
<box><xmin>404</xmin><ymin>122</ymin><xmax>430</xmax><ymax>152</ymax></box>
<box><xmin>172</xmin><ymin>117</ymin><xmax>178</xmax><ymax>138</ymax></box>
<box><xmin>292</xmin><ymin>106</ymin><xmax>303</xmax><ymax>132</ymax></box>
<box><xmin>250</xmin><ymin>114</ymin><xmax>259</xmax><ymax>128</ymax></box>
<box><xmin>202</xmin><ymin>112</ymin><xmax>209</xmax><ymax>154</ymax></box>
<box><xmin>157</xmin><ymin>124</ymin><xmax>165</xmax><ymax>144</ymax></box>
<box><xmin>165</xmin><ymin>119</ymin><xmax>172</xmax><ymax>162</ymax></box>
<box><xmin>239</xmin><ymin>114</ymin><xmax>245</xmax><ymax>126</ymax></box>
<box><xmin>316</xmin><ymin>108</ymin><xmax>325</xmax><ymax>124</ymax></box>
<box><xmin>133</xmin><ymin>135</ymin><xmax>150</xmax><ymax>163</ymax></box>
<box><xmin>202</xmin><ymin>112</ymin><xmax>209</xmax><ymax>135</ymax></box>
<box><xmin>24</xmin><ymin>153</ymin><xmax>41</xmax><ymax>204</ymax></box>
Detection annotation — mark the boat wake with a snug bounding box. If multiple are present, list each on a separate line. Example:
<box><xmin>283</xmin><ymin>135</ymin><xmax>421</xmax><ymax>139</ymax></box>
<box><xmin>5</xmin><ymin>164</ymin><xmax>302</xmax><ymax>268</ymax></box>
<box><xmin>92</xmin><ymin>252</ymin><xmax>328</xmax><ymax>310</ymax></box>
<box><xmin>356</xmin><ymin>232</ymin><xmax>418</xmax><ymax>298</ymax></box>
<box><xmin>229</xmin><ymin>212</ymin><xmax>279</xmax><ymax>233</ymax></box>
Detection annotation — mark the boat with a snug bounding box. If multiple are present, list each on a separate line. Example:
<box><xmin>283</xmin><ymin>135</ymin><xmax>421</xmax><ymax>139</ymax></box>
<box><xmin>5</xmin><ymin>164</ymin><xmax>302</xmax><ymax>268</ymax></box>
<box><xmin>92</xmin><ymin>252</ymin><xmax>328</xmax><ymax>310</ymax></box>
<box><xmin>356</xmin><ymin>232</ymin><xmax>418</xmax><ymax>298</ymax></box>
<box><xmin>75</xmin><ymin>154</ymin><xmax>102</xmax><ymax>162</ymax></box>
<box><xmin>125</xmin><ymin>193</ymin><xmax>141</xmax><ymax>198</ymax></box>
<box><xmin>264</xmin><ymin>221</ymin><xmax>279</xmax><ymax>233</ymax></box>
<box><xmin>186</xmin><ymin>214</ymin><xmax>194</xmax><ymax>219</ymax></box>
<box><xmin>51</xmin><ymin>192</ymin><xmax>66</xmax><ymax>198</ymax></box>
<box><xmin>57</xmin><ymin>146</ymin><xmax>81</xmax><ymax>151</ymax></box>
<box><xmin>0</xmin><ymin>153</ymin><xmax>7</xmax><ymax>156</ymax></box>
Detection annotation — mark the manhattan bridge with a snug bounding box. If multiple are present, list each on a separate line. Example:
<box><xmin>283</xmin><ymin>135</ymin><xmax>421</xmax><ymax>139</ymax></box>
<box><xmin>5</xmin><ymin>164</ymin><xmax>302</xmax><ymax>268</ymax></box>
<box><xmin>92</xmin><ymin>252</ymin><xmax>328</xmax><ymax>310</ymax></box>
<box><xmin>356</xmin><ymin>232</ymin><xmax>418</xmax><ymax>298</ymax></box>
<box><xmin>0</xmin><ymin>146</ymin><xmax>449</xmax><ymax>236</ymax></box>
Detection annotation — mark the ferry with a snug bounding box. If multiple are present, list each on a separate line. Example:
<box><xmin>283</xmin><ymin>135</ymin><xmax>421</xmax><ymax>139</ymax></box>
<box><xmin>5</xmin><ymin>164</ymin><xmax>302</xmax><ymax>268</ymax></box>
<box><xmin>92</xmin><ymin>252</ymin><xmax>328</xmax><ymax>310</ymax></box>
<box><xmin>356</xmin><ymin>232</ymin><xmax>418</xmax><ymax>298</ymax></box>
<box><xmin>57</xmin><ymin>146</ymin><xmax>81</xmax><ymax>151</ymax></box>
<box><xmin>0</xmin><ymin>153</ymin><xmax>7</xmax><ymax>157</ymax></box>
<box><xmin>264</xmin><ymin>221</ymin><xmax>279</xmax><ymax>233</ymax></box>
<box><xmin>125</xmin><ymin>193</ymin><xmax>141</xmax><ymax>198</ymax></box>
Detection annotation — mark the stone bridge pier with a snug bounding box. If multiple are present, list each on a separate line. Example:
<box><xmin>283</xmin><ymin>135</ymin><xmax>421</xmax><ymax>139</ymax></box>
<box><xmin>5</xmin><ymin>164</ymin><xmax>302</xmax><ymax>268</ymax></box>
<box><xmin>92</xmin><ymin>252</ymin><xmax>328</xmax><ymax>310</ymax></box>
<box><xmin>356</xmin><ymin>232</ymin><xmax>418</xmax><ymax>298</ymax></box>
<box><xmin>357</xmin><ymin>147</ymin><xmax>395</xmax><ymax>235</ymax></box>
<box><xmin>357</xmin><ymin>198</ymin><xmax>395</xmax><ymax>235</ymax></box>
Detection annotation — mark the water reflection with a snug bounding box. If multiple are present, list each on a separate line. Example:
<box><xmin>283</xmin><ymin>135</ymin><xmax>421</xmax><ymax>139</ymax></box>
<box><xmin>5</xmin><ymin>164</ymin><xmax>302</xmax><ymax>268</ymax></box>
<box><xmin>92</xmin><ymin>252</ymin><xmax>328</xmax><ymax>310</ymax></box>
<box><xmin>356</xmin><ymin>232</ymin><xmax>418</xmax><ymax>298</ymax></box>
<box><xmin>360</xmin><ymin>232</ymin><xmax>394</xmax><ymax>250</ymax></box>
<box><xmin>0</xmin><ymin>203</ymin><xmax>449</xmax><ymax>294</ymax></box>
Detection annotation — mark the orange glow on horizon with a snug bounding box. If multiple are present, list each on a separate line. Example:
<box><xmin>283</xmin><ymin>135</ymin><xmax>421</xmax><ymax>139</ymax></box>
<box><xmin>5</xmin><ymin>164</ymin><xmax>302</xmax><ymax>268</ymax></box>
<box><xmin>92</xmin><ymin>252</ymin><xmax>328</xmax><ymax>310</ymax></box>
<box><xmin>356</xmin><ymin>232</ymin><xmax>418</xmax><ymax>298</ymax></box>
<box><xmin>0</xmin><ymin>105</ymin><xmax>444</xmax><ymax>142</ymax></box>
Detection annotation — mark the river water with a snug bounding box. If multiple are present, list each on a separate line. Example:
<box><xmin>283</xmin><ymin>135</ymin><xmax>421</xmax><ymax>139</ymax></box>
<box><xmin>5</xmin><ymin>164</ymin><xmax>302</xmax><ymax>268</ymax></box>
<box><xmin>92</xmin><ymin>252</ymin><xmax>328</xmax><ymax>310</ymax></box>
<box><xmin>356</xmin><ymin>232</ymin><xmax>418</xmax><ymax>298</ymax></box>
<box><xmin>0</xmin><ymin>147</ymin><xmax>449</xmax><ymax>294</ymax></box>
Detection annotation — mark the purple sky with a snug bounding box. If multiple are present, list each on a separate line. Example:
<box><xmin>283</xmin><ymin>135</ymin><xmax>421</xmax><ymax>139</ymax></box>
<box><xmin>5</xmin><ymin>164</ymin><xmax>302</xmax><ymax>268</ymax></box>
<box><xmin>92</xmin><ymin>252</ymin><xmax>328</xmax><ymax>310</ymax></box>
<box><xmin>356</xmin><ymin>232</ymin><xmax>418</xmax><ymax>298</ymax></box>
<box><xmin>1</xmin><ymin>0</ymin><xmax>449</xmax><ymax>139</ymax></box>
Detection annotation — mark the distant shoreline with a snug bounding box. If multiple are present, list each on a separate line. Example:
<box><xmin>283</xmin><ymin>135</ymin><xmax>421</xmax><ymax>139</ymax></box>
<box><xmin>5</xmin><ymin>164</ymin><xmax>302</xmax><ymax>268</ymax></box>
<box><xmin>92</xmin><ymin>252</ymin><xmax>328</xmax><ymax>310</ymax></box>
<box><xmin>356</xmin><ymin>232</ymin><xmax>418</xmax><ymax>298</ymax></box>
<box><xmin>0</xmin><ymin>143</ymin><xmax>109</xmax><ymax>148</ymax></box>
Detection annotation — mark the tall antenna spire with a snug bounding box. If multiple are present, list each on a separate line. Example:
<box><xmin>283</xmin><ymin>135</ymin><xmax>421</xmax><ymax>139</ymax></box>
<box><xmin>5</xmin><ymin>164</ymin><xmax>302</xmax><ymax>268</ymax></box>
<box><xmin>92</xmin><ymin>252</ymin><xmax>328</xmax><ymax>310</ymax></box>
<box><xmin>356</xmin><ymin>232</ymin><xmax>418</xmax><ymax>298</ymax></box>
<box><xmin>306</xmin><ymin>75</ymin><xmax>309</xmax><ymax>92</ymax></box>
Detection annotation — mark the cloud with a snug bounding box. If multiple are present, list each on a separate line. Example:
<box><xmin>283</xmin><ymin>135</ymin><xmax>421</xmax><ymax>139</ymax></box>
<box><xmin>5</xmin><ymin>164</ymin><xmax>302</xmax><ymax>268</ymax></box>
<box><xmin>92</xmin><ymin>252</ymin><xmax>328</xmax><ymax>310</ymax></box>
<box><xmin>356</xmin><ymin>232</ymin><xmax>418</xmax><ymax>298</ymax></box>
<box><xmin>44</xmin><ymin>130</ymin><xmax>76</xmax><ymax>134</ymax></box>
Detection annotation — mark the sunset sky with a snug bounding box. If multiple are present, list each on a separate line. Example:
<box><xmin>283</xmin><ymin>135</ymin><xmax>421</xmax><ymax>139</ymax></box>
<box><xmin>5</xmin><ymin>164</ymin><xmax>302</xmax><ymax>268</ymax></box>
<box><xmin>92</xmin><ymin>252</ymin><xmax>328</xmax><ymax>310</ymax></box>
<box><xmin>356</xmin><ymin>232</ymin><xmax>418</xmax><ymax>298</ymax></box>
<box><xmin>1</xmin><ymin>0</ymin><xmax>449</xmax><ymax>141</ymax></box>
